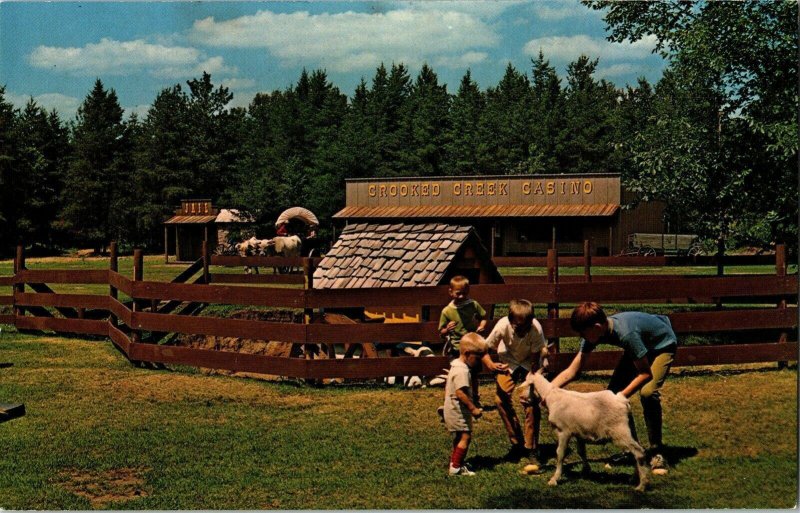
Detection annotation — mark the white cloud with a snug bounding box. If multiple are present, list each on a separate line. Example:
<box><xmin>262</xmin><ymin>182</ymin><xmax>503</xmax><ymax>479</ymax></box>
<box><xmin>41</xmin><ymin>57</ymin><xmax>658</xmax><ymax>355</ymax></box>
<box><xmin>523</xmin><ymin>34</ymin><xmax>658</xmax><ymax>61</ymax></box>
<box><xmin>124</xmin><ymin>104</ymin><xmax>151</xmax><ymax>119</ymax></box>
<box><xmin>6</xmin><ymin>91</ymin><xmax>81</xmax><ymax>119</ymax></box>
<box><xmin>434</xmin><ymin>51</ymin><xmax>488</xmax><ymax>69</ymax></box>
<box><xmin>228</xmin><ymin>90</ymin><xmax>257</xmax><ymax>110</ymax></box>
<box><xmin>596</xmin><ymin>63</ymin><xmax>636</xmax><ymax>78</ymax></box>
<box><xmin>190</xmin><ymin>8</ymin><xmax>499</xmax><ymax>72</ymax></box>
<box><xmin>531</xmin><ymin>0</ymin><xmax>599</xmax><ymax>20</ymax></box>
<box><xmin>151</xmin><ymin>56</ymin><xmax>236</xmax><ymax>79</ymax></box>
<box><xmin>29</xmin><ymin>38</ymin><xmax>234</xmax><ymax>78</ymax></box>
<box><xmin>220</xmin><ymin>77</ymin><xmax>256</xmax><ymax>91</ymax></box>
<box><xmin>395</xmin><ymin>1</ymin><xmax>524</xmax><ymax>19</ymax></box>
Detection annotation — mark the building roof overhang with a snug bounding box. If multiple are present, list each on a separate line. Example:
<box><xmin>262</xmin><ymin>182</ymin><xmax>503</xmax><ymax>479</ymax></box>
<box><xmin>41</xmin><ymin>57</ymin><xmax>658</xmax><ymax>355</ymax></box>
<box><xmin>333</xmin><ymin>204</ymin><xmax>619</xmax><ymax>219</ymax></box>
<box><xmin>164</xmin><ymin>215</ymin><xmax>218</xmax><ymax>225</ymax></box>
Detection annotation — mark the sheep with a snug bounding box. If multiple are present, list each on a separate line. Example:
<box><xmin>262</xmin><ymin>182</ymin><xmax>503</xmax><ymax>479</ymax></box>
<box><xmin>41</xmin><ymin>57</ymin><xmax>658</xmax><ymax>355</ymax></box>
<box><xmin>525</xmin><ymin>369</ymin><xmax>650</xmax><ymax>491</ymax></box>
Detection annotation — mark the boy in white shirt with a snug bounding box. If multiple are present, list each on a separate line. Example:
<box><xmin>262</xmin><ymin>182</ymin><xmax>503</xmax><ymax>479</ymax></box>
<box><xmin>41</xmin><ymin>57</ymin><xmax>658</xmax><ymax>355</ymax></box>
<box><xmin>481</xmin><ymin>299</ymin><xmax>550</xmax><ymax>468</ymax></box>
<box><xmin>443</xmin><ymin>333</ymin><xmax>488</xmax><ymax>476</ymax></box>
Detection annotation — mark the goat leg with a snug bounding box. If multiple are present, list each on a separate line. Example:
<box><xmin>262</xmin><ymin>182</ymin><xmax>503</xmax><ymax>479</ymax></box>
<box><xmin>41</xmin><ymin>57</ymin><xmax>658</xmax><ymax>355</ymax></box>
<box><xmin>615</xmin><ymin>434</ymin><xmax>650</xmax><ymax>491</ymax></box>
<box><xmin>549</xmin><ymin>430</ymin><xmax>571</xmax><ymax>486</ymax></box>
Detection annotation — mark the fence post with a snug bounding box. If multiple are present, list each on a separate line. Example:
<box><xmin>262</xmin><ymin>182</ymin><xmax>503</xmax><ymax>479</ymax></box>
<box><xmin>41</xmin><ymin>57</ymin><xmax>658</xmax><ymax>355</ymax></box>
<box><xmin>131</xmin><ymin>249</ymin><xmax>144</xmax><ymax>349</ymax></box>
<box><xmin>303</xmin><ymin>257</ymin><xmax>315</xmax><ymax>323</ymax></box>
<box><xmin>547</xmin><ymin>248</ymin><xmax>560</xmax><ymax>353</ymax></box>
<box><xmin>715</xmin><ymin>238</ymin><xmax>725</xmax><ymax>309</ymax></box>
<box><xmin>776</xmin><ymin>244</ymin><xmax>787</xmax><ymax>369</ymax></box>
<box><xmin>109</xmin><ymin>241</ymin><xmax>118</xmax><ymax>326</ymax></box>
<box><xmin>202</xmin><ymin>240</ymin><xmax>210</xmax><ymax>284</ymax></box>
<box><xmin>13</xmin><ymin>243</ymin><xmax>24</xmax><ymax>319</ymax></box>
<box><xmin>583</xmin><ymin>239</ymin><xmax>592</xmax><ymax>283</ymax></box>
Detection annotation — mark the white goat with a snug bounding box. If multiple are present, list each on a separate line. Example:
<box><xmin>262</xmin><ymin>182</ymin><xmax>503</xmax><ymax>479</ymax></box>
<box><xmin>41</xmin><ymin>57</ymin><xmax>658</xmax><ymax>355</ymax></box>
<box><xmin>525</xmin><ymin>369</ymin><xmax>650</xmax><ymax>491</ymax></box>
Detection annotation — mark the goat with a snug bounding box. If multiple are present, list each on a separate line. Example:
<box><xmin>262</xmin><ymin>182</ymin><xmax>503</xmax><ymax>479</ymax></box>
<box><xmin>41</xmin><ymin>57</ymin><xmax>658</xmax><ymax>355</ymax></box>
<box><xmin>525</xmin><ymin>369</ymin><xmax>649</xmax><ymax>491</ymax></box>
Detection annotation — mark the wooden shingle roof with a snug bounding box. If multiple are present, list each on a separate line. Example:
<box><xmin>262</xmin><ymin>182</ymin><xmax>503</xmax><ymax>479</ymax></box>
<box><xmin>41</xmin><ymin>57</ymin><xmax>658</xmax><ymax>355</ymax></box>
<box><xmin>313</xmin><ymin>223</ymin><xmax>491</xmax><ymax>289</ymax></box>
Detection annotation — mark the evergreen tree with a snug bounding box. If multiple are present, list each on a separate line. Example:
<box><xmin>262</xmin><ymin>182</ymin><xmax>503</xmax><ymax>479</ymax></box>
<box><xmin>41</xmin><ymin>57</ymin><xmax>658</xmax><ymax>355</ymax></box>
<box><xmin>59</xmin><ymin>79</ymin><xmax>127</xmax><ymax>250</ymax></box>
<box><xmin>336</xmin><ymin>78</ymin><xmax>380</xmax><ymax>181</ymax></box>
<box><xmin>555</xmin><ymin>56</ymin><xmax>618</xmax><ymax>174</ymax></box>
<box><xmin>610</xmin><ymin>77</ymin><xmax>654</xmax><ymax>179</ymax></box>
<box><xmin>15</xmin><ymin>99</ymin><xmax>70</xmax><ymax>249</ymax></box>
<box><xmin>222</xmin><ymin>91</ymin><xmax>284</xmax><ymax>233</ymax></box>
<box><xmin>0</xmin><ymin>88</ymin><xmax>18</xmax><ymax>254</ymax></box>
<box><xmin>444</xmin><ymin>70</ymin><xmax>485</xmax><ymax>176</ymax></box>
<box><xmin>528</xmin><ymin>52</ymin><xmax>563</xmax><ymax>173</ymax></box>
<box><xmin>368</xmin><ymin>63</ymin><xmax>412</xmax><ymax>177</ymax></box>
<box><xmin>299</xmin><ymin>69</ymin><xmax>349</xmax><ymax>237</ymax></box>
<box><xmin>403</xmin><ymin>64</ymin><xmax>450</xmax><ymax>176</ymax></box>
<box><xmin>185</xmin><ymin>72</ymin><xmax>241</xmax><ymax>199</ymax></box>
<box><xmin>224</xmin><ymin>69</ymin><xmax>347</xmax><ymax>240</ymax></box>
<box><xmin>132</xmin><ymin>85</ymin><xmax>192</xmax><ymax>247</ymax></box>
<box><xmin>478</xmin><ymin>63</ymin><xmax>532</xmax><ymax>174</ymax></box>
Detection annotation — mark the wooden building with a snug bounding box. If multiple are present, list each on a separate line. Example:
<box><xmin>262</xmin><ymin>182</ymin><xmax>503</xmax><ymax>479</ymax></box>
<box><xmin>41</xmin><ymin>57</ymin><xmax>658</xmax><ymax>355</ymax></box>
<box><xmin>164</xmin><ymin>199</ymin><xmax>254</xmax><ymax>262</ymax></box>
<box><xmin>314</xmin><ymin>222</ymin><xmax>503</xmax><ymax>321</ymax></box>
<box><xmin>332</xmin><ymin>174</ymin><xmax>665</xmax><ymax>256</ymax></box>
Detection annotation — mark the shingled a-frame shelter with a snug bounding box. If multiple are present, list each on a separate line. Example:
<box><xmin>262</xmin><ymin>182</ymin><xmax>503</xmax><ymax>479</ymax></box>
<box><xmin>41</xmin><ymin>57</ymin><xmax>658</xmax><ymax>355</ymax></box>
<box><xmin>313</xmin><ymin>223</ymin><xmax>503</xmax><ymax>322</ymax></box>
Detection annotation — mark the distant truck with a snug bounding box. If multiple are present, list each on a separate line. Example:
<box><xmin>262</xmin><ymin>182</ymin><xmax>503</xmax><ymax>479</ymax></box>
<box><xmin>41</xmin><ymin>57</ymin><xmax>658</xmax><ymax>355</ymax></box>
<box><xmin>621</xmin><ymin>233</ymin><xmax>704</xmax><ymax>257</ymax></box>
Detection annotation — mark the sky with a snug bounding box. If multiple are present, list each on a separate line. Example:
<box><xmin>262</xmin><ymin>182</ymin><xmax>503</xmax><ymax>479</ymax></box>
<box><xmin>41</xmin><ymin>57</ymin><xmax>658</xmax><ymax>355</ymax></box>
<box><xmin>0</xmin><ymin>1</ymin><xmax>668</xmax><ymax>121</ymax></box>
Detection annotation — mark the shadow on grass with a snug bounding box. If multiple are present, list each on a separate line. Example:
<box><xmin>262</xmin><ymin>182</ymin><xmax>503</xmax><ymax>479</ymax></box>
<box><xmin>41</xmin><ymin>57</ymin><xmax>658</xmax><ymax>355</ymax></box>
<box><xmin>482</xmin><ymin>483</ymin><xmax>673</xmax><ymax>509</ymax></box>
<box><xmin>593</xmin><ymin>445</ymin><xmax>698</xmax><ymax>469</ymax></box>
<box><xmin>466</xmin><ymin>454</ymin><xmax>507</xmax><ymax>471</ymax></box>
<box><xmin>482</xmin><ymin>445</ymin><xmax>696</xmax><ymax>509</ymax></box>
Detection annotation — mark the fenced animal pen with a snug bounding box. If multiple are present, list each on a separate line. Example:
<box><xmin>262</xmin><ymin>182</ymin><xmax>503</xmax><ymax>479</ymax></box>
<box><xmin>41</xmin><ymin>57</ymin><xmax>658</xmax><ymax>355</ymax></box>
<box><xmin>0</xmin><ymin>242</ymin><xmax>797</xmax><ymax>379</ymax></box>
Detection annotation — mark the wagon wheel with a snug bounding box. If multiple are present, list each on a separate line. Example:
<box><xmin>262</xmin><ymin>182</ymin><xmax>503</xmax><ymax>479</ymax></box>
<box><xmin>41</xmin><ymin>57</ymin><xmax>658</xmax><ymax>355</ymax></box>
<box><xmin>640</xmin><ymin>246</ymin><xmax>657</xmax><ymax>257</ymax></box>
<box><xmin>687</xmin><ymin>244</ymin><xmax>704</xmax><ymax>257</ymax></box>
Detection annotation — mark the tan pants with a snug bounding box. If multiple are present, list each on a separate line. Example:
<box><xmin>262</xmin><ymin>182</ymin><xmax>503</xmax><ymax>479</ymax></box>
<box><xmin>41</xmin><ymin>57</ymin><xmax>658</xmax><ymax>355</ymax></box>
<box><xmin>494</xmin><ymin>368</ymin><xmax>541</xmax><ymax>450</ymax></box>
<box><xmin>608</xmin><ymin>349</ymin><xmax>675</xmax><ymax>449</ymax></box>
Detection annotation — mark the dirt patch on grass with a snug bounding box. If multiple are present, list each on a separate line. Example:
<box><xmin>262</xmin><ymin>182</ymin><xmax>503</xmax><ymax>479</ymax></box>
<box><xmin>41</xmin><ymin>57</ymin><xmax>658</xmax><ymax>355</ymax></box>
<box><xmin>56</xmin><ymin>467</ymin><xmax>149</xmax><ymax>508</ymax></box>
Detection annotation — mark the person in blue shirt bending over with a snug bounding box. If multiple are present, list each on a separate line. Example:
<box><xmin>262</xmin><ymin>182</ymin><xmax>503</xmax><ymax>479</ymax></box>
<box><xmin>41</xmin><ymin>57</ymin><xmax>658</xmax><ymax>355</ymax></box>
<box><xmin>550</xmin><ymin>302</ymin><xmax>677</xmax><ymax>473</ymax></box>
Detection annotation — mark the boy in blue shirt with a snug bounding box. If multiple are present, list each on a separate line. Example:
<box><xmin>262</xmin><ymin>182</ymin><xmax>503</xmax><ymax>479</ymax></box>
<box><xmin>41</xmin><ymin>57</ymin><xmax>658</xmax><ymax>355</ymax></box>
<box><xmin>551</xmin><ymin>302</ymin><xmax>677</xmax><ymax>472</ymax></box>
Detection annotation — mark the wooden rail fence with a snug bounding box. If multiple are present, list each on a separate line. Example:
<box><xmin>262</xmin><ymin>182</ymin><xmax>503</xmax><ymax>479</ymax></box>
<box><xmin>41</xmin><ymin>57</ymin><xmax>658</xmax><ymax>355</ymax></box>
<box><xmin>0</xmin><ymin>242</ymin><xmax>796</xmax><ymax>379</ymax></box>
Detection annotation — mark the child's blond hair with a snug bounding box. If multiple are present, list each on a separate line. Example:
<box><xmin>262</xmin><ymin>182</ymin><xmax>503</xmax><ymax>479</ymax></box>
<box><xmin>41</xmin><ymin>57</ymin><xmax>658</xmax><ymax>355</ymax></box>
<box><xmin>449</xmin><ymin>275</ymin><xmax>470</xmax><ymax>289</ymax></box>
<box><xmin>459</xmin><ymin>332</ymin><xmax>488</xmax><ymax>354</ymax></box>
<box><xmin>508</xmin><ymin>299</ymin><xmax>534</xmax><ymax>322</ymax></box>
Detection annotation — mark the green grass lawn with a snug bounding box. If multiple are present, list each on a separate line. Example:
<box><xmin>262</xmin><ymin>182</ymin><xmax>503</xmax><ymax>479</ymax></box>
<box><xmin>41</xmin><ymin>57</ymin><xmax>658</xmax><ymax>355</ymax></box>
<box><xmin>0</xmin><ymin>328</ymin><xmax>796</xmax><ymax>509</ymax></box>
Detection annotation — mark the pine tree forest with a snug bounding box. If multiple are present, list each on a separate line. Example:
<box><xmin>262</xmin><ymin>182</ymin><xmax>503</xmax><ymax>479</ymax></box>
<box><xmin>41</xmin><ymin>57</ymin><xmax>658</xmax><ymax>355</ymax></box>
<box><xmin>1</xmin><ymin>4</ymin><xmax>797</xmax><ymax>258</ymax></box>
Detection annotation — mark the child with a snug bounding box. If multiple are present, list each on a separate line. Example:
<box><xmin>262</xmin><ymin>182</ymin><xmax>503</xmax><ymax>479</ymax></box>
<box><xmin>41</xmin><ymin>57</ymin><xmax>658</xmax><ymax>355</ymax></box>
<box><xmin>550</xmin><ymin>302</ymin><xmax>677</xmax><ymax>472</ymax></box>
<box><xmin>438</xmin><ymin>275</ymin><xmax>487</xmax><ymax>405</ymax></box>
<box><xmin>481</xmin><ymin>299</ymin><xmax>549</xmax><ymax>468</ymax></box>
<box><xmin>443</xmin><ymin>332</ymin><xmax>487</xmax><ymax>476</ymax></box>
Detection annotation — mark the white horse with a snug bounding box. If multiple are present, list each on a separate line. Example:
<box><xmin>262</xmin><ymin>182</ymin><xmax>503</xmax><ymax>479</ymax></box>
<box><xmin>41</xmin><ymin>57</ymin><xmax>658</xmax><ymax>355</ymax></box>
<box><xmin>264</xmin><ymin>235</ymin><xmax>303</xmax><ymax>273</ymax></box>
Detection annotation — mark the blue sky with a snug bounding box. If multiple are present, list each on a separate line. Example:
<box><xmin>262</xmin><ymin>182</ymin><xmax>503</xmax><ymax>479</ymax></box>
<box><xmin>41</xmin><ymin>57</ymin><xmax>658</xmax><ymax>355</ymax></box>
<box><xmin>1</xmin><ymin>1</ymin><xmax>667</xmax><ymax>120</ymax></box>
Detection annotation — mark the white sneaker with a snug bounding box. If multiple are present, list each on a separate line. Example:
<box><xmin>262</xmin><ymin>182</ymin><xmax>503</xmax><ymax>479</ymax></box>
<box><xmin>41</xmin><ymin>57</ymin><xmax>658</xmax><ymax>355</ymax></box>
<box><xmin>448</xmin><ymin>464</ymin><xmax>475</xmax><ymax>476</ymax></box>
